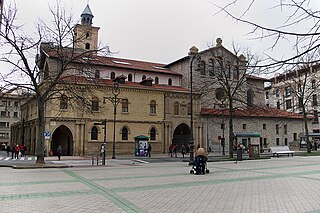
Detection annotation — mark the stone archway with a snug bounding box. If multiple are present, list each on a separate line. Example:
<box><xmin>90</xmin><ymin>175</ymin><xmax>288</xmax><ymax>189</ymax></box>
<box><xmin>51</xmin><ymin>125</ymin><xmax>73</xmax><ymax>156</ymax></box>
<box><xmin>172</xmin><ymin>123</ymin><xmax>190</xmax><ymax>148</ymax></box>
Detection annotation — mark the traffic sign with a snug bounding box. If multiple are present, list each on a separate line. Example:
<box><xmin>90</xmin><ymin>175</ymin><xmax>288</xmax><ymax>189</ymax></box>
<box><xmin>44</xmin><ymin>131</ymin><xmax>51</xmax><ymax>140</ymax></box>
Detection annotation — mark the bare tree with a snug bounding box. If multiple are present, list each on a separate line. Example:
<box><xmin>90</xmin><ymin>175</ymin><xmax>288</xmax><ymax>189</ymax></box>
<box><xmin>212</xmin><ymin>0</ymin><xmax>320</xmax><ymax>69</ymax></box>
<box><xmin>0</xmin><ymin>2</ymin><xmax>109</xmax><ymax>164</ymax></box>
<box><xmin>212</xmin><ymin>0</ymin><xmax>320</xmax><ymax>153</ymax></box>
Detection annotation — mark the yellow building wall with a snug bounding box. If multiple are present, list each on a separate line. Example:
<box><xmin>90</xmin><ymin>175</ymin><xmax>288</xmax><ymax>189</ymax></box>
<box><xmin>44</xmin><ymin>84</ymin><xmax>165</xmax><ymax>156</ymax></box>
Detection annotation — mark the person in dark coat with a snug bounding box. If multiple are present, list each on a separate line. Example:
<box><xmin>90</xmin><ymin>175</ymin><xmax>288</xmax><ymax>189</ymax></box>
<box><xmin>181</xmin><ymin>145</ymin><xmax>186</xmax><ymax>158</ymax></box>
<box><xmin>6</xmin><ymin>145</ymin><xmax>11</xmax><ymax>156</ymax></box>
<box><xmin>147</xmin><ymin>144</ymin><xmax>152</xmax><ymax>157</ymax></box>
<box><xmin>57</xmin><ymin>145</ymin><xmax>62</xmax><ymax>161</ymax></box>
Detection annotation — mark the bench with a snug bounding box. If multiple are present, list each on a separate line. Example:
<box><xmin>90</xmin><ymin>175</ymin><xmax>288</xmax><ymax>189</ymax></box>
<box><xmin>270</xmin><ymin>146</ymin><xmax>295</xmax><ymax>157</ymax></box>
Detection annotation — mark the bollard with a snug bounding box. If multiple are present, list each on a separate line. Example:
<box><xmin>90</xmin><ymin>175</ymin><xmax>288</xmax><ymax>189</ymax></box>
<box><xmin>97</xmin><ymin>155</ymin><xmax>99</xmax><ymax>165</ymax></box>
<box><xmin>92</xmin><ymin>156</ymin><xmax>94</xmax><ymax>165</ymax></box>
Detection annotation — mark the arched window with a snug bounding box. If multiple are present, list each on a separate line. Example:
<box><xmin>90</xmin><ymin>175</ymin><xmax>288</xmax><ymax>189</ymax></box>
<box><xmin>85</xmin><ymin>43</ymin><xmax>90</xmax><ymax>50</ymax></box>
<box><xmin>91</xmin><ymin>126</ymin><xmax>98</xmax><ymax>140</ymax></box>
<box><xmin>247</xmin><ymin>89</ymin><xmax>254</xmax><ymax>107</ymax></box>
<box><xmin>92</xmin><ymin>97</ymin><xmax>99</xmax><ymax>111</ymax></box>
<box><xmin>233</xmin><ymin>66</ymin><xmax>239</xmax><ymax>80</ymax></box>
<box><xmin>208</xmin><ymin>59</ymin><xmax>214</xmax><ymax>76</ymax></box>
<box><xmin>155</xmin><ymin>77</ymin><xmax>159</xmax><ymax>84</ymax></box>
<box><xmin>122</xmin><ymin>127</ymin><xmax>128</xmax><ymax>140</ymax></box>
<box><xmin>150</xmin><ymin>100</ymin><xmax>156</xmax><ymax>114</ymax></box>
<box><xmin>297</xmin><ymin>83</ymin><xmax>302</xmax><ymax>93</ymax></box>
<box><xmin>60</xmin><ymin>95</ymin><xmax>68</xmax><ymax>110</ymax></box>
<box><xmin>275</xmin><ymin>89</ymin><xmax>280</xmax><ymax>97</ymax></box>
<box><xmin>110</xmin><ymin>72</ymin><xmax>115</xmax><ymax>79</ymax></box>
<box><xmin>226</xmin><ymin>62</ymin><xmax>231</xmax><ymax>79</ymax></box>
<box><xmin>168</xmin><ymin>78</ymin><xmax>172</xmax><ymax>86</ymax></box>
<box><xmin>128</xmin><ymin>74</ymin><xmax>132</xmax><ymax>82</ymax></box>
<box><xmin>150</xmin><ymin>128</ymin><xmax>156</xmax><ymax>140</ymax></box>
<box><xmin>215</xmin><ymin>57</ymin><xmax>223</xmax><ymax>78</ymax></box>
<box><xmin>215</xmin><ymin>88</ymin><xmax>225</xmax><ymax>101</ymax></box>
<box><xmin>174</xmin><ymin>102</ymin><xmax>179</xmax><ymax>115</ymax></box>
<box><xmin>86</xmin><ymin>32</ymin><xmax>90</xmax><ymax>38</ymax></box>
<box><xmin>199</xmin><ymin>61</ymin><xmax>206</xmax><ymax>75</ymax></box>
<box><xmin>142</xmin><ymin>75</ymin><xmax>146</xmax><ymax>80</ymax></box>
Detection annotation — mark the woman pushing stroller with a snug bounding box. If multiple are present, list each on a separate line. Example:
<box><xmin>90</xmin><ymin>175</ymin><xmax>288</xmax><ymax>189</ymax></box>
<box><xmin>190</xmin><ymin>147</ymin><xmax>209</xmax><ymax>175</ymax></box>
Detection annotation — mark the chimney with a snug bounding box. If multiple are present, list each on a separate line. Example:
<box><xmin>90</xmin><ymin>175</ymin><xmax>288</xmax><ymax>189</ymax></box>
<box><xmin>140</xmin><ymin>77</ymin><xmax>154</xmax><ymax>86</ymax></box>
<box><xmin>113</xmin><ymin>74</ymin><xmax>127</xmax><ymax>84</ymax></box>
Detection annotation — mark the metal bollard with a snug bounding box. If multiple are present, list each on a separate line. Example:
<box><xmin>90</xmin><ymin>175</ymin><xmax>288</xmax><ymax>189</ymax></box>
<box><xmin>92</xmin><ymin>156</ymin><xmax>94</xmax><ymax>165</ymax></box>
<box><xmin>97</xmin><ymin>155</ymin><xmax>99</xmax><ymax>165</ymax></box>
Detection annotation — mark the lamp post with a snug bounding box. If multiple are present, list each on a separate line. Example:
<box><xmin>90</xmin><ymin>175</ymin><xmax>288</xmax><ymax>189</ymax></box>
<box><xmin>104</xmin><ymin>83</ymin><xmax>122</xmax><ymax>159</ymax></box>
<box><xmin>220</xmin><ymin>101</ymin><xmax>226</xmax><ymax>155</ymax></box>
<box><xmin>188</xmin><ymin>47</ymin><xmax>201</xmax><ymax>165</ymax></box>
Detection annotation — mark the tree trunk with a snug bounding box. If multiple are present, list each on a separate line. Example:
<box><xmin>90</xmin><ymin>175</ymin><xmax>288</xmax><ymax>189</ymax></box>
<box><xmin>36</xmin><ymin>98</ymin><xmax>46</xmax><ymax>164</ymax></box>
<box><xmin>228</xmin><ymin>100</ymin><xmax>234</xmax><ymax>158</ymax></box>
<box><xmin>302</xmin><ymin>106</ymin><xmax>311</xmax><ymax>153</ymax></box>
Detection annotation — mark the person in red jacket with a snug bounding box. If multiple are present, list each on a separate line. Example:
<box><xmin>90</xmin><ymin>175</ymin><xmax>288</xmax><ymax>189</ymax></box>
<box><xmin>14</xmin><ymin>145</ymin><xmax>20</xmax><ymax>159</ymax></box>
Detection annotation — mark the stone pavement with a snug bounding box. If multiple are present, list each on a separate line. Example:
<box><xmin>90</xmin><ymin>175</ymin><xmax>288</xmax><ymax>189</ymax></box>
<box><xmin>1</xmin><ymin>156</ymin><xmax>320</xmax><ymax>213</ymax></box>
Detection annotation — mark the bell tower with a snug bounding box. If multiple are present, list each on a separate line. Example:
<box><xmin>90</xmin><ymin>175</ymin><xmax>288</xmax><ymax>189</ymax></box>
<box><xmin>73</xmin><ymin>4</ymin><xmax>100</xmax><ymax>51</ymax></box>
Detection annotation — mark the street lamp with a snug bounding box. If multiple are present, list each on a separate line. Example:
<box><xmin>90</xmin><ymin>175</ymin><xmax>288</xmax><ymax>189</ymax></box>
<box><xmin>188</xmin><ymin>47</ymin><xmax>201</xmax><ymax>165</ymax></box>
<box><xmin>104</xmin><ymin>82</ymin><xmax>122</xmax><ymax>159</ymax></box>
<box><xmin>220</xmin><ymin>101</ymin><xmax>226</xmax><ymax>155</ymax></box>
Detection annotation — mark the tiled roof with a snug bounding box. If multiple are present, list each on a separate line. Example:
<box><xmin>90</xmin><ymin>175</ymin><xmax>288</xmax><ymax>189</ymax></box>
<box><xmin>41</xmin><ymin>47</ymin><xmax>182</xmax><ymax>76</ymax></box>
<box><xmin>60</xmin><ymin>75</ymin><xmax>190</xmax><ymax>93</ymax></box>
<box><xmin>82</xmin><ymin>5</ymin><xmax>93</xmax><ymax>16</ymax></box>
<box><xmin>201</xmin><ymin>107</ymin><xmax>307</xmax><ymax>119</ymax></box>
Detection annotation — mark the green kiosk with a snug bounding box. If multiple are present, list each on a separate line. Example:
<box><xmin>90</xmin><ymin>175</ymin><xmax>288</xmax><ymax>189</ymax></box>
<box><xmin>134</xmin><ymin>135</ymin><xmax>149</xmax><ymax>156</ymax></box>
<box><xmin>233</xmin><ymin>132</ymin><xmax>261</xmax><ymax>160</ymax></box>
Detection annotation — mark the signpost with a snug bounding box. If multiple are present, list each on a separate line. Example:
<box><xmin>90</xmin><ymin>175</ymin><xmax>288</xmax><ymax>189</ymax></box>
<box><xmin>44</xmin><ymin>131</ymin><xmax>51</xmax><ymax>140</ymax></box>
<box><xmin>94</xmin><ymin>119</ymin><xmax>107</xmax><ymax>165</ymax></box>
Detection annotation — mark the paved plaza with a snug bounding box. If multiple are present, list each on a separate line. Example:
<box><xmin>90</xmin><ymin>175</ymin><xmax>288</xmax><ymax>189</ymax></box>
<box><xmin>1</xmin><ymin>156</ymin><xmax>320</xmax><ymax>213</ymax></box>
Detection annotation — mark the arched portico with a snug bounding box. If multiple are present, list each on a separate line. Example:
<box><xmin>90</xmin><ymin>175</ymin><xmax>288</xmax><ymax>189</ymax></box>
<box><xmin>172</xmin><ymin>123</ymin><xmax>190</xmax><ymax>148</ymax></box>
<box><xmin>51</xmin><ymin>125</ymin><xmax>73</xmax><ymax>156</ymax></box>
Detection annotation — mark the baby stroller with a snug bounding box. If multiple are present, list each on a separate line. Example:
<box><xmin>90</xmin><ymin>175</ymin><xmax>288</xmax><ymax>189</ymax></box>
<box><xmin>190</xmin><ymin>148</ymin><xmax>210</xmax><ymax>175</ymax></box>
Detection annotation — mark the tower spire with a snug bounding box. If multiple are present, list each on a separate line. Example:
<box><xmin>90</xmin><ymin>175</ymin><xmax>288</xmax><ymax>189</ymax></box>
<box><xmin>81</xmin><ymin>4</ymin><xmax>94</xmax><ymax>26</ymax></box>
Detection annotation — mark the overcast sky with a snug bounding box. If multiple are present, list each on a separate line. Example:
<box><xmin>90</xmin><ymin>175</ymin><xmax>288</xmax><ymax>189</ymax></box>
<box><xmin>4</xmin><ymin>0</ymin><xmax>320</xmax><ymax>65</ymax></box>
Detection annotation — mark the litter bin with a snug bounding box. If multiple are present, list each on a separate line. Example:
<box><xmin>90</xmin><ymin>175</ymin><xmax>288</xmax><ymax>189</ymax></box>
<box><xmin>237</xmin><ymin>149</ymin><xmax>242</xmax><ymax>161</ymax></box>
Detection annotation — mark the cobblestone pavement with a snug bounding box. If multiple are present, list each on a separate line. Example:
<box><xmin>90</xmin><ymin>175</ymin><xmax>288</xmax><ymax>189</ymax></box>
<box><xmin>1</xmin><ymin>156</ymin><xmax>320</xmax><ymax>213</ymax></box>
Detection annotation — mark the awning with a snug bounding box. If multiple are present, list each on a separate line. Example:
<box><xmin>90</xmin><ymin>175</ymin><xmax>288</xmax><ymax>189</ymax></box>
<box><xmin>304</xmin><ymin>133</ymin><xmax>320</xmax><ymax>137</ymax></box>
<box><xmin>233</xmin><ymin>132</ymin><xmax>261</xmax><ymax>138</ymax></box>
<box><xmin>134</xmin><ymin>135</ymin><xmax>149</xmax><ymax>140</ymax></box>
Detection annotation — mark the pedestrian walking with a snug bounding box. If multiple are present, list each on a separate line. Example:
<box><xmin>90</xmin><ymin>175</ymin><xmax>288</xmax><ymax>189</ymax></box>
<box><xmin>6</xmin><ymin>145</ymin><xmax>11</xmax><ymax>156</ymax></box>
<box><xmin>173</xmin><ymin>145</ymin><xmax>177</xmax><ymax>158</ymax></box>
<box><xmin>14</xmin><ymin>145</ymin><xmax>20</xmax><ymax>159</ymax></box>
<box><xmin>169</xmin><ymin>145</ymin><xmax>173</xmax><ymax>157</ymax></box>
<box><xmin>100</xmin><ymin>144</ymin><xmax>105</xmax><ymax>157</ymax></box>
<box><xmin>186</xmin><ymin>145</ymin><xmax>190</xmax><ymax>154</ymax></box>
<box><xmin>57</xmin><ymin>145</ymin><xmax>62</xmax><ymax>161</ymax></box>
<box><xmin>181</xmin><ymin>144</ymin><xmax>186</xmax><ymax>158</ymax></box>
<box><xmin>19</xmin><ymin>144</ymin><xmax>24</xmax><ymax>157</ymax></box>
<box><xmin>147</xmin><ymin>144</ymin><xmax>152</xmax><ymax>157</ymax></box>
